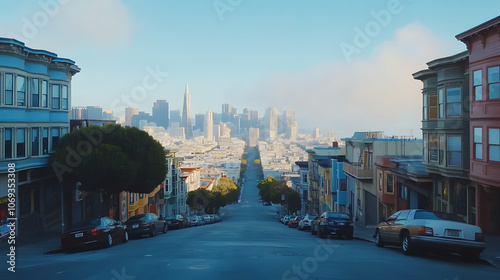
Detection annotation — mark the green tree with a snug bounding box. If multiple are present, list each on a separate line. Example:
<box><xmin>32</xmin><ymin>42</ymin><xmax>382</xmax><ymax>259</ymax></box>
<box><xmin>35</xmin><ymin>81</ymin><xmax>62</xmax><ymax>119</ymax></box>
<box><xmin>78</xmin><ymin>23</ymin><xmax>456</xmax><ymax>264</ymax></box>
<box><xmin>52</xmin><ymin>124</ymin><xmax>168</xmax><ymax>217</ymax></box>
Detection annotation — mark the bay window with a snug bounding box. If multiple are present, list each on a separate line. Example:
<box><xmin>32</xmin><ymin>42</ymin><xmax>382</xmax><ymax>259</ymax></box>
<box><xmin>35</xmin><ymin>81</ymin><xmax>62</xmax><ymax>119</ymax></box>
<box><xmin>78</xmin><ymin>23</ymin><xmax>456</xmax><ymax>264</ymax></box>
<box><xmin>474</xmin><ymin>127</ymin><xmax>482</xmax><ymax>160</ymax></box>
<box><xmin>446</xmin><ymin>87</ymin><xmax>461</xmax><ymax>117</ymax></box>
<box><xmin>447</xmin><ymin>135</ymin><xmax>462</xmax><ymax>167</ymax></box>
<box><xmin>474</xmin><ymin>70</ymin><xmax>482</xmax><ymax>101</ymax></box>
<box><xmin>488</xmin><ymin>66</ymin><xmax>499</xmax><ymax>99</ymax></box>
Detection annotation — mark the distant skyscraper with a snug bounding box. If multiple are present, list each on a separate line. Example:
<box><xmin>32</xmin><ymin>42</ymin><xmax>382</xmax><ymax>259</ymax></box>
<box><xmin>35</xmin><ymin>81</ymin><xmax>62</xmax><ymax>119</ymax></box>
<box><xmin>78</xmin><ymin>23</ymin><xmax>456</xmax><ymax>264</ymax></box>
<box><xmin>102</xmin><ymin>110</ymin><xmax>114</xmax><ymax>120</ymax></box>
<box><xmin>222</xmin><ymin>103</ymin><xmax>232</xmax><ymax>123</ymax></box>
<box><xmin>170</xmin><ymin>110</ymin><xmax>181</xmax><ymax>124</ymax></box>
<box><xmin>153</xmin><ymin>100</ymin><xmax>169</xmax><ymax>130</ymax></box>
<box><xmin>87</xmin><ymin>106</ymin><xmax>103</xmax><ymax>120</ymax></box>
<box><xmin>181</xmin><ymin>83</ymin><xmax>193</xmax><ymax>139</ymax></box>
<box><xmin>72</xmin><ymin>106</ymin><xmax>87</xmax><ymax>119</ymax></box>
<box><xmin>194</xmin><ymin>114</ymin><xmax>205</xmax><ymax>132</ymax></box>
<box><xmin>205</xmin><ymin>110</ymin><xmax>214</xmax><ymax>142</ymax></box>
<box><xmin>314</xmin><ymin>128</ymin><xmax>320</xmax><ymax>138</ymax></box>
<box><xmin>125</xmin><ymin>107</ymin><xmax>138</xmax><ymax>126</ymax></box>
<box><xmin>264</xmin><ymin>107</ymin><xmax>278</xmax><ymax>140</ymax></box>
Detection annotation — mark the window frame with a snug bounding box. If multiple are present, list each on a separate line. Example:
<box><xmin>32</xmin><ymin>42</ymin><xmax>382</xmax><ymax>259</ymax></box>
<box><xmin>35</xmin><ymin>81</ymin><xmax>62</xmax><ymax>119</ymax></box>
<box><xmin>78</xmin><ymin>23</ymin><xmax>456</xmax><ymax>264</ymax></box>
<box><xmin>16</xmin><ymin>75</ymin><xmax>26</xmax><ymax>107</ymax></box>
<box><xmin>31</xmin><ymin>78</ymin><xmax>40</xmax><ymax>107</ymax></box>
<box><xmin>16</xmin><ymin>128</ymin><xmax>26</xmax><ymax>158</ymax></box>
<box><xmin>447</xmin><ymin>135</ymin><xmax>462</xmax><ymax>167</ymax></box>
<box><xmin>474</xmin><ymin>127</ymin><xmax>483</xmax><ymax>160</ymax></box>
<box><xmin>488</xmin><ymin>128</ymin><xmax>500</xmax><ymax>162</ymax></box>
<box><xmin>488</xmin><ymin>66</ymin><xmax>499</xmax><ymax>100</ymax></box>
<box><xmin>473</xmin><ymin>69</ymin><xmax>482</xmax><ymax>101</ymax></box>
<box><xmin>446</xmin><ymin>87</ymin><xmax>461</xmax><ymax>117</ymax></box>
<box><xmin>51</xmin><ymin>84</ymin><xmax>61</xmax><ymax>109</ymax></box>
<box><xmin>5</xmin><ymin>73</ymin><xmax>13</xmax><ymax>105</ymax></box>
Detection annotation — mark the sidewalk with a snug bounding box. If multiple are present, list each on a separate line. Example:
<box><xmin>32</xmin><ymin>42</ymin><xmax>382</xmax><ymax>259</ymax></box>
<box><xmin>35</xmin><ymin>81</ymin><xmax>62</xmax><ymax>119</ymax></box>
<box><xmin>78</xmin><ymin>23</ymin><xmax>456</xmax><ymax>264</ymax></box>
<box><xmin>1</xmin><ymin>230</ymin><xmax>63</xmax><ymax>256</ymax></box>
<box><xmin>353</xmin><ymin>226</ymin><xmax>500</xmax><ymax>269</ymax></box>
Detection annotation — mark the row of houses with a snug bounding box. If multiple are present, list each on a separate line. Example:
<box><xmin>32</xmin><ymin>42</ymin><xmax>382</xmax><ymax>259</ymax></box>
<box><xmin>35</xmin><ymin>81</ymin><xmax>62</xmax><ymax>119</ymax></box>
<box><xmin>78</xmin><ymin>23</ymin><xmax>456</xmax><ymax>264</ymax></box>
<box><xmin>291</xmin><ymin>16</ymin><xmax>500</xmax><ymax>234</ymax></box>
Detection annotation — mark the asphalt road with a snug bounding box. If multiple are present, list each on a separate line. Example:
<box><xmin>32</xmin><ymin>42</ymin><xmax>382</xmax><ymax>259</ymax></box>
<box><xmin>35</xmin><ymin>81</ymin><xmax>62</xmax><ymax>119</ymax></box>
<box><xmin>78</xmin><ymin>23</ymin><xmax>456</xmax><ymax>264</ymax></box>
<box><xmin>2</xmin><ymin>148</ymin><xmax>499</xmax><ymax>280</ymax></box>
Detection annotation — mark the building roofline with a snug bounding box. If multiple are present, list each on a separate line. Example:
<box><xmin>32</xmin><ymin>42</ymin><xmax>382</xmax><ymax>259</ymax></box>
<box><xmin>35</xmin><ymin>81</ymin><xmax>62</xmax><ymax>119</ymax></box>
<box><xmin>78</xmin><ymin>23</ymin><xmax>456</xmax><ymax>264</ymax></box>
<box><xmin>426</xmin><ymin>51</ymin><xmax>468</xmax><ymax>69</ymax></box>
<box><xmin>456</xmin><ymin>15</ymin><xmax>500</xmax><ymax>41</ymax></box>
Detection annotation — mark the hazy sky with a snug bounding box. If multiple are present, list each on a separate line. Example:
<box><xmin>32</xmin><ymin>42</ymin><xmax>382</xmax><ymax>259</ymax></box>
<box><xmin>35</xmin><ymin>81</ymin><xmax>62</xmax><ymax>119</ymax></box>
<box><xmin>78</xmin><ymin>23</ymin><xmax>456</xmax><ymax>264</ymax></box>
<box><xmin>1</xmin><ymin>0</ymin><xmax>499</xmax><ymax>138</ymax></box>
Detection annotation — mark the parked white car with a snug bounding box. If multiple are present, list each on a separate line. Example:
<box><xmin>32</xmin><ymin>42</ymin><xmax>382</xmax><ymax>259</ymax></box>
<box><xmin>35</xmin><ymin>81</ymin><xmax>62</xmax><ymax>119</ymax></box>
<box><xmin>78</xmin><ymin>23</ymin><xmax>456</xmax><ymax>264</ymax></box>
<box><xmin>374</xmin><ymin>209</ymin><xmax>486</xmax><ymax>260</ymax></box>
<box><xmin>298</xmin><ymin>214</ymin><xmax>316</xmax><ymax>231</ymax></box>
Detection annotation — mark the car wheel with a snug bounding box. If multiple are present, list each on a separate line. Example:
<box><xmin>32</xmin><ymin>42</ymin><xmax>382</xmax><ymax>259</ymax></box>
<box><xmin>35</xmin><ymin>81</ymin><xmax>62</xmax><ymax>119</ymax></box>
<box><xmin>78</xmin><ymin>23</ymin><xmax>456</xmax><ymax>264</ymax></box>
<box><xmin>149</xmin><ymin>226</ymin><xmax>155</xmax><ymax>237</ymax></box>
<box><xmin>123</xmin><ymin>231</ymin><xmax>129</xmax><ymax>243</ymax></box>
<box><xmin>105</xmin><ymin>233</ymin><xmax>113</xmax><ymax>248</ymax></box>
<box><xmin>162</xmin><ymin>224</ymin><xmax>167</xmax><ymax>234</ymax></box>
<box><xmin>311</xmin><ymin>226</ymin><xmax>317</xmax><ymax>235</ymax></box>
<box><xmin>401</xmin><ymin>232</ymin><xmax>414</xmax><ymax>255</ymax></box>
<box><xmin>375</xmin><ymin>230</ymin><xmax>384</xmax><ymax>247</ymax></box>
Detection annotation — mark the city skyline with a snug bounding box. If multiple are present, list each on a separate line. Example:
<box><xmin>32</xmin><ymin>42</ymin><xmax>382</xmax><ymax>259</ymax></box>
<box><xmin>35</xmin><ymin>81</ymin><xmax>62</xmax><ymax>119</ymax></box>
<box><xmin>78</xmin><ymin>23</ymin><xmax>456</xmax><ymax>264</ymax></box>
<box><xmin>2</xmin><ymin>1</ymin><xmax>500</xmax><ymax>138</ymax></box>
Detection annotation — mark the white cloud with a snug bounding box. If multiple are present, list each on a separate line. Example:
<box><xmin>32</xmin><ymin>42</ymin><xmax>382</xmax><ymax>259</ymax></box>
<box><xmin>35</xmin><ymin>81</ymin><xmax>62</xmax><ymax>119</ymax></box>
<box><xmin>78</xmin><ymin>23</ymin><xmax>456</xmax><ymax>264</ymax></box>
<box><xmin>242</xmin><ymin>23</ymin><xmax>457</xmax><ymax>138</ymax></box>
<box><xmin>1</xmin><ymin>0</ymin><xmax>134</xmax><ymax>50</ymax></box>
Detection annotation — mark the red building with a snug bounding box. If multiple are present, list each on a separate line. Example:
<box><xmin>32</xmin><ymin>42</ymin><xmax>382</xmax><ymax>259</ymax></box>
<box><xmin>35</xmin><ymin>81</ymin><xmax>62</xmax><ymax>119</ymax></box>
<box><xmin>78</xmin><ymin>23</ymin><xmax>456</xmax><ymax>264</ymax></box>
<box><xmin>457</xmin><ymin>15</ymin><xmax>500</xmax><ymax>234</ymax></box>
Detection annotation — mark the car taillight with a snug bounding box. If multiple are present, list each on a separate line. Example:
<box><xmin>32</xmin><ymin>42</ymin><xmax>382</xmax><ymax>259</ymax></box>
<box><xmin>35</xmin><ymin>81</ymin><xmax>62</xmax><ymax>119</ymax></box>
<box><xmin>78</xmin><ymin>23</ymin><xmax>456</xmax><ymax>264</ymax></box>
<box><xmin>322</xmin><ymin>219</ymin><xmax>329</xmax><ymax>223</ymax></box>
<box><xmin>141</xmin><ymin>222</ymin><xmax>149</xmax><ymax>226</ymax></box>
<box><xmin>91</xmin><ymin>229</ymin><xmax>98</xmax><ymax>235</ymax></box>
<box><xmin>475</xmin><ymin>232</ymin><xmax>485</xmax><ymax>242</ymax></box>
<box><xmin>418</xmin><ymin>226</ymin><xmax>433</xmax><ymax>236</ymax></box>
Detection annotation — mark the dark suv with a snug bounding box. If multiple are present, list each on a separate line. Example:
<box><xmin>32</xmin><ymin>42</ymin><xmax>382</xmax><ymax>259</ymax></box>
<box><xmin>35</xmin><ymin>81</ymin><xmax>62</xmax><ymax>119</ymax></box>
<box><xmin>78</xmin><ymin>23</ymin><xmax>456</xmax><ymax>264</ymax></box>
<box><xmin>311</xmin><ymin>212</ymin><xmax>353</xmax><ymax>239</ymax></box>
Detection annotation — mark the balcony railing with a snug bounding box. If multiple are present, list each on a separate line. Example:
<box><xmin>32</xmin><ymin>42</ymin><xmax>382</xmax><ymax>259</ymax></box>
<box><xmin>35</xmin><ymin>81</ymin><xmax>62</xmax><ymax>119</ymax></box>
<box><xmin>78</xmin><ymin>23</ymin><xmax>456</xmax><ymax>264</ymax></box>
<box><xmin>343</xmin><ymin>162</ymin><xmax>373</xmax><ymax>179</ymax></box>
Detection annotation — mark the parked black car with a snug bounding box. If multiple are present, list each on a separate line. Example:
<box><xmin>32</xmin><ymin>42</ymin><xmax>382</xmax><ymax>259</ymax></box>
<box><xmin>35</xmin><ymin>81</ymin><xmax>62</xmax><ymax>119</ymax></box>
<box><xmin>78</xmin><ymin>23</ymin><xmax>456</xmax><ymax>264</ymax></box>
<box><xmin>311</xmin><ymin>212</ymin><xmax>353</xmax><ymax>239</ymax></box>
<box><xmin>61</xmin><ymin>217</ymin><xmax>128</xmax><ymax>250</ymax></box>
<box><xmin>124</xmin><ymin>213</ymin><xmax>167</xmax><ymax>238</ymax></box>
<box><xmin>165</xmin><ymin>215</ymin><xmax>188</xmax><ymax>229</ymax></box>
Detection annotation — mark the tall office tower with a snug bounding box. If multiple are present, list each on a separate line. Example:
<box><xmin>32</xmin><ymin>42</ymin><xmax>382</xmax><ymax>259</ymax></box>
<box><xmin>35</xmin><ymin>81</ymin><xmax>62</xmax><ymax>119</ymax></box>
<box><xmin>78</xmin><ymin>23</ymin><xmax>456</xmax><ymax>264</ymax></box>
<box><xmin>72</xmin><ymin>106</ymin><xmax>87</xmax><ymax>119</ymax></box>
<box><xmin>86</xmin><ymin>106</ymin><xmax>103</xmax><ymax>120</ymax></box>
<box><xmin>284</xmin><ymin>109</ymin><xmax>298</xmax><ymax>139</ymax></box>
<box><xmin>125</xmin><ymin>107</ymin><xmax>138</xmax><ymax>126</ymax></box>
<box><xmin>152</xmin><ymin>100</ymin><xmax>169</xmax><ymax>130</ymax></box>
<box><xmin>250</xmin><ymin>110</ymin><xmax>259</xmax><ymax>127</ymax></box>
<box><xmin>170</xmin><ymin>110</ymin><xmax>181</xmax><ymax>123</ymax></box>
<box><xmin>314</xmin><ymin>128</ymin><xmax>320</xmax><ymax>138</ymax></box>
<box><xmin>194</xmin><ymin>114</ymin><xmax>205</xmax><ymax>132</ymax></box>
<box><xmin>248</xmin><ymin>127</ymin><xmax>259</xmax><ymax>147</ymax></box>
<box><xmin>102</xmin><ymin>110</ymin><xmax>114</xmax><ymax>120</ymax></box>
<box><xmin>264</xmin><ymin>107</ymin><xmax>278</xmax><ymax>140</ymax></box>
<box><xmin>222</xmin><ymin>103</ymin><xmax>232</xmax><ymax>123</ymax></box>
<box><xmin>182</xmin><ymin>83</ymin><xmax>193</xmax><ymax>139</ymax></box>
<box><xmin>204</xmin><ymin>110</ymin><xmax>214</xmax><ymax>142</ymax></box>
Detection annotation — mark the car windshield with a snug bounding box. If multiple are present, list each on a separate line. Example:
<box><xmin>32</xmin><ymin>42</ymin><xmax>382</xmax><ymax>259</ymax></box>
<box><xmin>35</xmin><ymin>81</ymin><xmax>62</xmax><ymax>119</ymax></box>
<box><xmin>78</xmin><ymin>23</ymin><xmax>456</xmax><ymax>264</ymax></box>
<box><xmin>70</xmin><ymin>219</ymin><xmax>100</xmax><ymax>229</ymax></box>
<box><xmin>414</xmin><ymin>210</ymin><xmax>466</xmax><ymax>223</ymax></box>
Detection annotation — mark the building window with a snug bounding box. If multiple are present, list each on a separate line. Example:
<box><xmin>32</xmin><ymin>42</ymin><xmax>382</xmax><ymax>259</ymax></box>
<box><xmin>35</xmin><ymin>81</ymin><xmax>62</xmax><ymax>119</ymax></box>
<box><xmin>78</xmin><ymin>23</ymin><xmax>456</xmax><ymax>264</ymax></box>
<box><xmin>429</xmin><ymin>93</ymin><xmax>437</xmax><ymax>119</ymax></box>
<box><xmin>423</xmin><ymin>95</ymin><xmax>428</xmax><ymax>121</ymax></box>
<box><xmin>51</xmin><ymin>127</ymin><xmax>60</xmax><ymax>151</ymax></box>
<box><xmin>62</xmin><ymin>127</ymin><xmax>68</xmax><ymax>136</ymax></box>
<box><xmin>447</xmin><ymin>135</ymin><xmax>462</xmax><ymax>167</ymax></box>
<box><xmin>339</xmin><ymin>179</ymin><xmax>347</xmax><ymax>191</ymax></box>
<box><xmin>302</xmin><ymin>172</ymin><xmax>308</xmax><ymax>184</ymax></box>
<box><xmin>446</xmin><ymin>87</ymin><xmax>461</xmax><ymax>117</ymax></box>
<box><xmin>42</xmin><ymin>128</ymin><xmax>49</xmax><ymax>155</ymax></box>
<box><xmin>488</xmin><ymin>66</ymin><xmax>499</xmax><ymax>99</ymax></box>
<box><xmin>489</xmin><ymin>128</ymin><xmax>500</xmax><ymax>162</ymax></box>
<box><xmin>41</xmin><ymin>80</ymin><xmax>48</xmax><ymax>108</ymax></box>
<box><xmin>16</xmin><ymin>128</ymin><xmax>26</xmax><ymax>157</ymax></box>
<box><xmin>32</xmin><ymin>128</ymin><xmax>39</xmax><ymax>156</ymax></box>
<box><xmin>386</xmin><ymin>173</ymin><xmax>394</xmax><ymax>194</ymax></box>
<box><xmin>16</xmin><ymin>76</ymin><xmax>26</xmax><ymax>106</ymax></box>
<box><xmin>31</xmin><ymin>78</ymin><xmax>39</xmax><ymax>107</ymax></box>
<box><xmin>423</xmin><ymin>133</ymin><xmax>428</xmax><ymax>163</ymax></box>
<box><xmin>129</xmin><ymin>193</ymin><xmax>134</xmax><ymax>204</ymax></box>
<box><xmin>139</xmin><ymin>193</ymin><xmax>144</xmax><ymax>199</ymax></box>
<box><xmin>438</xmin><ymin>89</ymin><xmax>444</xmax><ymax>118</ymax></box>
<box><xmin>474</xmin><ymin>70</ymin><xmax>482</xmax><ymax>101</ymax></box>
<box><xmin>5</xmin><ymin>73</ymin><xmax>13</xmax><ymax>105</ymax></box>
<box><xmin>62</xmin><ymin>86</ymin><xmax>68</xmax><ymax>110</ymax></box>
<box><xmin>399</xmin><ymin>184</ymin><xmax>408</xmax><ymax>200</ymax></box>
<box><xmin>474</xmin><ymin>127</ymin><xmax>483</xmax><ymax>160</ymax></box>
<box><xmin>429</xmin><ymin>134</ymin><xmax>438</xmax><ymax>163</ymax></box>
<box><xmin>378</xmin><ymin>171</ymin><xmax>383</xmax><ymax>192</ymax></box>
<box><xmin>51</xmin><ymin>84</ymin><xmax>60</xmax><ymax>109</ymax></box>
<box><xmin>4</xmin><ymin>128</ymin><xmax>12</xmax><ymax>158</ymax></box>
<box><xmin>439</xmin><ymin>134</ymin><xmax>445</xmax><ymax>165</ymax></box>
